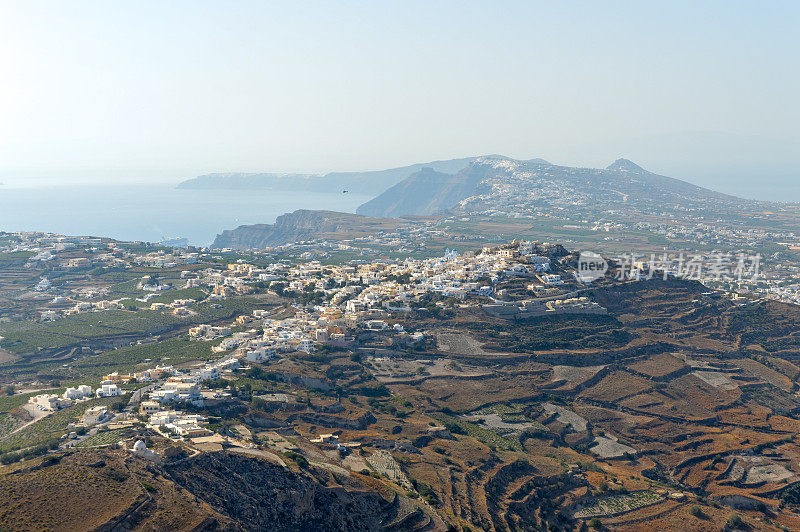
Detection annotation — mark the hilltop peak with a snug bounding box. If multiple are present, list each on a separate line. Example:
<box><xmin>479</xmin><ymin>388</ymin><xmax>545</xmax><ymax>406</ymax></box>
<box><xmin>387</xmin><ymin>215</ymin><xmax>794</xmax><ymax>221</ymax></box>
<box><xmin>606</xmin><ymin>158</ymin><xmax>646</xmax><ymax>172</ymax></box>
<box><xmin>413</xmin><ymin>166</ymin><xmax>449</xmax><ymax>176</ymax></box>
<box><xmin>475</xmin><ymin>155</ymin><xmax>551</xmax><ymax>166</ymax></box>
<box><xmin>524</xmin><ymin>157</ymin><xmax>551</xmax><ymax>166</ymax></box>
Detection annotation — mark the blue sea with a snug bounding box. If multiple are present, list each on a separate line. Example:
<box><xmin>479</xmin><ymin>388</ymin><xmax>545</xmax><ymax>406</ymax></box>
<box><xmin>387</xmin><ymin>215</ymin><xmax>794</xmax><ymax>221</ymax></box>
<box><xmin>0</xmin><ymin>184</ymin><xmax>372</xmax><ymax>246</ymax></box>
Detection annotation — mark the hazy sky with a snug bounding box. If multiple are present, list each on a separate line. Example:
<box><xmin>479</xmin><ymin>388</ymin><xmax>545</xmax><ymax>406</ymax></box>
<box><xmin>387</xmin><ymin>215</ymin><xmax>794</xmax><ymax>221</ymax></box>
<box><xmin>1</xmin><ymin>1</ymin><xmax>798</xmax><ymax>200</ymax></box>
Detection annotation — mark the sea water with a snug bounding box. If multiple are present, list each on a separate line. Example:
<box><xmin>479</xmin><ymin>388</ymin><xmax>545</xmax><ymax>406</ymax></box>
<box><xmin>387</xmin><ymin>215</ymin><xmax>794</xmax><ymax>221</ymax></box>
<box><xmin>0</xmin><ymin>183</ymin><xmax>372</xmax><ymax>246</ymax></box>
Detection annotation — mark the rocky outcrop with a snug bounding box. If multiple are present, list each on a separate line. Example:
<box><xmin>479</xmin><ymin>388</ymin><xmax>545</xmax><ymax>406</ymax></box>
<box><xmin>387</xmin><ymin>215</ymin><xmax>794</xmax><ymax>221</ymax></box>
<box><xmin>288</xmin><ymin>411</ymin><xmax>376</xmax><ymax>430</ymax></box>
<box><xmin>211</xmin><ymin>209</ymin><xmax>403</xmax><ymax>250</ymax></box>
<box><xmin>165</xmin><ymin>451</ymin><xmax>427</xmax><ymax>531</ymax></box>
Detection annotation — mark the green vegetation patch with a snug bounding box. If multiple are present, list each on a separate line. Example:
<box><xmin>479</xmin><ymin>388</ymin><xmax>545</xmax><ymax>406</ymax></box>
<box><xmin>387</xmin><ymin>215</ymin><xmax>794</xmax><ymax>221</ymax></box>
<box><xmin>75</xmin><ymin>428</ymin><xmax>129</xmax><ymax>448</ymax></box>
<box><xmin>573</xmin><ymin>491</ymin><xmax>663</xmax><ymax>518</ymax></box>
<box><xmin>68</xmin><ymin>336</ymin><xmax>220</xmax><ymax>380</ymax></box>
<box><xmin>0</xmin><ymin>251</ymin><xmax>35</xmax><ymax>262</ymax></box>
<box><xmin>0</xmin><ymin>396</ymin><xmax>118</xmax><ymax>454</ymax></box>
<box><xmin>430</xmin><ymin>412</ymin><xmax>522</xmax><ymax>452</ymax></box>
<box><xmin>0</xmin><ymin>295</ymin><xmax>274</xmax><ymax>355</ymax></box>
<box><xmin>473</xmin><ymin>402</ymin><xmax>533</xmax><ymax>423</ymax></box>
<box><xmin>147</xmin><ymin>287</ymin><xmax>208</xmax><ymax>304</ymax></box>
<box><xmin>0</xmin><ymin>390</ymin><xmax>52</xmax><ymax>415</ymax></box>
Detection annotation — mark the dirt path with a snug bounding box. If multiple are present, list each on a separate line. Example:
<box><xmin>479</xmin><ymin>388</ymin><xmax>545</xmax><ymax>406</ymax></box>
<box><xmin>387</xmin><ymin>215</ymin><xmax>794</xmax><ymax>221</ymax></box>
<box><xmin>0</xmin><ymin>404</ymin><xmax>54</xmax><ymax>442</ymax></box>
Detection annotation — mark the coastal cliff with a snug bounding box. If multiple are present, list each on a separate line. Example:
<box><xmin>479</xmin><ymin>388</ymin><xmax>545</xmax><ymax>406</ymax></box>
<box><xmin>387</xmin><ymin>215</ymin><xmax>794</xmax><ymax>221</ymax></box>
<box><xmin>211</xmin><ymin>209</ymin><xmax>403</xmax><ymax>250</ymax></box>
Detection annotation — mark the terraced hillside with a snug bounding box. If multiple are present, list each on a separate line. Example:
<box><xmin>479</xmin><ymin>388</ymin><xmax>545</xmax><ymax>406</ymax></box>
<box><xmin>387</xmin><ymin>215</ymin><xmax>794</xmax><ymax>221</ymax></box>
<box><xmin>4</xmin><ymin>269</ymin><xmax>800</xmax><ymax>530</ymax></box>
<box><xmin>371</xmin><ymin>278</ymin><xmax>800</xmax><ymax>529</ymax></box>
<box><xmin>0</xmin><ymin>446</ymin><xmax>442</xmax><ymax>531</ymax></box>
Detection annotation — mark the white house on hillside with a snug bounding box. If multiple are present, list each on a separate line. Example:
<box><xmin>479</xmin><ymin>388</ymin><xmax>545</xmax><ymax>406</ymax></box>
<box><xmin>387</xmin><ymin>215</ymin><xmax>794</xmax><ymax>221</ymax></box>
<box><xmin>96</xmin><ymin>384</ymin><xmax>122</xmax><ymax>398</ymax></box>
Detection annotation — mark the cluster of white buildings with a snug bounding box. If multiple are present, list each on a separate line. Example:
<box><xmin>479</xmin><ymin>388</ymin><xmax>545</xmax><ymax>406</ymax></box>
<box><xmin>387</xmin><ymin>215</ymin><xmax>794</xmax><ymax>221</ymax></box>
<box><xmin>189</xmin><ymin>324</ymin><xmax>231</xmax><ymax>340</ymax></box>
<box><xmin>38</xmin><ymin>296</ymin><xmax>128</xmax><ymax>321</ymax></box>
<box><xmin>63</xmin><ymin>384</ymin><xmax>93</xmax><ymax>400</ymax></box>
<box><xmin>147</xmin><ymin>410</ymin><xmax>211</xmax><ymax>438</ymax></box>
<box><xmin>194</xmin><ymin>314</ymin><xmax>316</xmax><ymax>363</ymax></box>
<box><xmin>29</xmin><ymin>393</ymin><xmax>73</xmax><ymax>411</ymax></box>
<box><xmin>149</xmin><ymin>297</ymin><xmax>198</xmax><ymax>317</ymax></box>
<box><xmin>65</xmin><ymin>299</ymin><xmax>125</xmax><ymax>315</ymax></box>
<box><xmin>29</xmin><ymin>383</ymin><xmax>108</xmax><ymax>412</ymax></box>
<box><xmin>545</xmin><ymin>297</ymin><xmax>604</xmax><ymax>313</ymax></box>
<box><xmin>181</xmin><ymin>242</ymin><xmax>559</xmax><ymax>365</ymax></box>
<box><xmin>143</xmin><ymin>357</ymin><xmax>237</xmax><ymax>405</ymax></box>
<box><xmin>133</xmin><ymin>250</ymin><xmax>199</xmax><ymax>269</ymax></box>
<box><xmin>149</xmin><ymin>375</ymin><xmax>203</xmax><ymax>405</ymax></box>
<box><xmin>11</xmin><ymin>233</ymin><xmax>192</xmax><ymax>276</ymax></box>
<box><xmin>134</xmin><ymin>365</ymin><xmax>176</xmax><ymax>382</ymax></box>
<box><xmin>280</xmin><ymin>243</ymin><xmax>550</xmax><ymax>311</ymax></box>
<box><xmin>185</xmin><ymin>262</ymin><xmax>281</xmax><ymax>299</ymax></box>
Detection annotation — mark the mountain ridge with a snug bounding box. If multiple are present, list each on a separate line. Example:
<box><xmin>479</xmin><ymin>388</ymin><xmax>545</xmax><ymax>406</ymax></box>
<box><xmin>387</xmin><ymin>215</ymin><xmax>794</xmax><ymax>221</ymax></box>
<box><xmin>357</xmin><ymin>156</ymin><xmax>749</xmax><ymax>218</ymax></box>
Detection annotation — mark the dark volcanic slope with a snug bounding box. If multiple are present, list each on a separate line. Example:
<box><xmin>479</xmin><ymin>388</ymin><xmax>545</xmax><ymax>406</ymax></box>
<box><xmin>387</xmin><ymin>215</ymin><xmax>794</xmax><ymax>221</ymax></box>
<box><xmin>167</xmin><ymin>452</ymin><xmax>413</xmax><ymax>531</ymax></box>
<box><xmin>0</xmin><ymin>449</ymin><xmax>435</xmax><ymax>532</ymax></box>
<box><xmin>356</xmin><ymin>167</ymin><xmax>484</xmax><ymax>217</ymax></box>
<box><xmin>211</xmin><ymin>209</ymin><xmax>404</xmax><ymax>250</ymax></box>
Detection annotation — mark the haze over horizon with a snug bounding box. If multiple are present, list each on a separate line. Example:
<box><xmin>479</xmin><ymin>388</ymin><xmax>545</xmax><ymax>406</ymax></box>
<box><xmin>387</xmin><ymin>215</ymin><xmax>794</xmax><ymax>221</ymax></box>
<box><xmin>1</xmin><ymin>1</ymin><xmax>798</xmax><ymax>201</ymax></box>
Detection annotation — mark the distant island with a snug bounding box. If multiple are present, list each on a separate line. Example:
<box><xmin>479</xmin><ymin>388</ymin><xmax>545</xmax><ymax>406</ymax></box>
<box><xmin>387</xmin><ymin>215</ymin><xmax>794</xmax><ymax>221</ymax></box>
<box><xmin>176</xmin><ymin>157</ymin><xmax>478</xmax><ymax>197</ymax></box>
